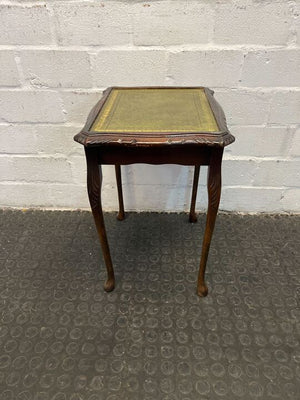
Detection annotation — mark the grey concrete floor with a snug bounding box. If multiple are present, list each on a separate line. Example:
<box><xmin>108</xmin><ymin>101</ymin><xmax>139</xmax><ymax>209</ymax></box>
<box><xmin>0</xmin><ymin>210</ymin><xmax>299</xmax><ymax>400</ymax></box>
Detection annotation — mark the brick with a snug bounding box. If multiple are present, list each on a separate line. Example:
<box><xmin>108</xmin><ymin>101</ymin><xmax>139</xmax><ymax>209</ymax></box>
<box><xmin>221</xmin><ymin>187</ymin><xmax>283</xmax><ymax>212</ymax></box>
<box><xmin>253</xmin><ymin>160</ymin><xmax>300</xmax><ymax>188</ymax></box>
<box><xmin>21</xmin><ymin>51</ymin><xmax>92</xmax><ymax>89</ymax></box>
<box><xmin>214</xmin><ymin>2</ymin><xmax>292</xmax><ymax>45</ymax></box>
<box><xmin>132</xmin><ymin>1</ymin><xmax>214</xmax><ymax>45</ymax></box>
<box><xmin>124</xmin><ymin>164</ymin><xmax>192</xmax><ymax>186</ymax></box>
<box><xmin>0</xmin><ymin>183</ymin><xmax>89</xmax><ymax>209</ymax></box>
<box><xmin>280</xmin><ymin>188</ymin><xmax>300</xmax><ymax>212</ymax></box>
<box><xmin>268</xmin><ymin>91</ymin><xmax>300</xmax><ymax>124</ymax></box>
<box><xmin>0</xmin><ymin>125</ymin><xmax>81</xmax><ymax>155</ymax></box>
<box><xmin>49</xmin><ymin>184</ymin><xmax>89</xmax><ymax>209</ymax></box>
<box><xmin>53</xmin><ymin>2</ymin><xmax>131</xmax><ymax>46</ymax></box>
<box><xmin>289</xmin><ymin>128</ymin><xmax>300</xmax><ymax>157</ymax></box>
<box><xmin>0</xmin><ymin>156</ymin><xmax>72</xmax><ymax>183</ymax></box>
<box><xmin>288</xmin><ymin>0</ymin><xmax>300</xmax><ymax>45</ymax></box>
<box><xmin>214</xmin><ymin>90</ymin><xmax>270</xmax><ymax>125</ymax></box>
<box><xmin>0</xmin><ymin>91</ymin><xmax>65</xmax><ymax>123</ymax></box>
<box><xmin>92</xmin><ymin>50</ymin><xmax>168</xmax><ymax>87</ymax></box>
<box><xmin>222</xmin><ymin>159</ymin><xmax>259</xmax><ymax>186</ymax></box>
<box><xmin>0</xmin><ymin>51</ymin><xmax>20</xmax><ymax>87</ymax></box>
<box><xmin>227</xmin><ymin>126</ymin><xmax>291</xmax><ymax>157</ymax></box>
<box><xmin>168</xmin><ymin>50</ymin><xmax>243</xmax><ymax>87</ymax></box>
<box><xmin>0</xmin><ymin>5</ymin><xmax>51</xmax><ymax>45</ymax></box>
<box><xmin>69</xmin><ymin>155</ymin><xmax>87</xmax><ymax>185</ymax></box>
<box><xmin>0</xmin><ymin>183</ymin><xmax>53</xmax><ymax>208</ymax></box>
<box><xmin>60</xmin><ymin>91</ymin><xmax>102</xmax><ymax>124</ymax></box>
<box><xmin>121</xmin><ymin>184</ymin><xmax>189</xmax><ymax>212</ymax></box>
<box><xmin>241</xmin><ymin>50</ymin><xmax>300</xmax><ymax>87</ymax></box>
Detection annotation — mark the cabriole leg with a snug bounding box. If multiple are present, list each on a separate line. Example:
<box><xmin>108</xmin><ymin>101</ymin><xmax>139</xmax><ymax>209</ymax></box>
<box><xmin>197</xmin><ymin>149</ymin><xmax>223</xmax><ymax>297</ymax></box>
<box><xmin>85</xmin><ymin>148</ymin><xmax>115</xmax><ymax>292</ymax></box>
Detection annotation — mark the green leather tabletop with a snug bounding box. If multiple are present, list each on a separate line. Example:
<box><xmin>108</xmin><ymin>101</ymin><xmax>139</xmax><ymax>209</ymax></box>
<box><xmin>90</xmin><ymin>88</ymin><xmax>219</xmax><ymax>133</ymax></box>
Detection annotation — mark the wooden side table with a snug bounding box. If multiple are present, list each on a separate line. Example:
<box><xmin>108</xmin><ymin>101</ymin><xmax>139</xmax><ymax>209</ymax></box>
<box><xmin>74</xmin><ymin>87</ymin><xmax>235</xmax><ymax>296</ymax></box>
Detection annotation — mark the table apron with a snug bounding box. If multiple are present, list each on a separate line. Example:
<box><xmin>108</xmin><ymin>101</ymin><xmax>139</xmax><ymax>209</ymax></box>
<box><xmin>95</xmin><ymin>145</ymin><xmax>212</xmax><ymax>165</ymax></box>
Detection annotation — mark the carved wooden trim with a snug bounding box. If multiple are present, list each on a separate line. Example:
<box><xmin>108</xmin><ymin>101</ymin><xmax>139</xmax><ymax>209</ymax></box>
<box><xmin>74</xmin><ymin>86</ymin><xmax>235</xmax><ymax>148</ymax></box>
<box><xmin>75</xmin><ymin>131</ymin><xmax>235</xmax><ymax>147</ymax></box>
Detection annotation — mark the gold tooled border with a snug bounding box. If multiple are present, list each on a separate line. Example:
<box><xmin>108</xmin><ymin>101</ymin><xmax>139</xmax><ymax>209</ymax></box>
<box><xmin>91</xmin><ymin>88</ymin><xmax>219</xmax><ymax>133</ymax></box>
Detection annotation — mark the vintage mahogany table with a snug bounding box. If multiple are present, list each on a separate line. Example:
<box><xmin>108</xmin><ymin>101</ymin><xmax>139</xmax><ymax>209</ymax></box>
<box><xmin>74</xmin><ymin>87</ymin><xmax>235</xmax><ymax>296</ymax></box>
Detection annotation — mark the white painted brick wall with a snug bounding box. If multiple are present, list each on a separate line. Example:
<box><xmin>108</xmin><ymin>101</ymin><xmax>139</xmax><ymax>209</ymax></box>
<box><xmin>269</xmin><ymin>91</ymin><xmax>300</xmax><ymax>124</ymax></box>
<box><xmin>132</xmin><ymin>2</ymin><xmax>214</xmax><ymax>45</ymax></box>
<box><xmin>53</xmin><ymin>2</ymin><xmax>132</xmax><ymax>46</ymax></box>
<box><xmin>0</xmin><ymin>0</ymin><xmax>299</xmax><ymax>213</ymax></box>
<box><xmin>214</xmin><ymin>1</ymin><xmax>293</xmax><ymax>45</ymax></box>
<box><xmin>0</xmin><ymin>155</ymin><xmax>72</xmax><ymax>183</ymax></box>
<box><xmin>0</xmin><ymin>4</ymin><xmax>52</xmax><ymax>45</ymax></box>
<box><xmin>168</xmin><ymin>50</ymin><xmax>244</xmax><ymax>87</ymax></box>
<box><xmin>91</xmin><ymin>50</ymin><xmax>168</xmax><ymax>87</ymax></box>
<box><xmin>21</xmin><ymin>50</ymin><xmax>93</xmax><ymax>88</ymax></box>
<box><xmin>241</xmin><ymin>50</ymin><xmax>300</xmax><ymax>87</ymax></box>
<box><xmin>0</xmin><ymin>51</ymin><xmax>20</xmax><ymax>87</ymax></box>
<box><xmin>0</xmin><ymin>91</ymin><xmax>65</xmax><ymax>123</ymax></box>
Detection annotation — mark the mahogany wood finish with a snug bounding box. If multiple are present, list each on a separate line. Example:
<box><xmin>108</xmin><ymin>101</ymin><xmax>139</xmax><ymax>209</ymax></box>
<box><xmin>85</xmin><ymin>147</ymin><xmax>115</xmax><ymax>292</ymax></box>
<box><xmin>197</xmin><ymin>148</ymin><xmax>223</xmax><ymax>296</ymax></box>
<box><xmin>189</xmin><ymin>165</ymin><xmax>200</xmax><ymax>223</ymax></box>
<box><xmin>75</xmin><ymin>87</ymin><xmax>235</xmax><ymax>296</ymax></box>
<box><xmin>115</xmin><ymin>165</ymin><xmax>125</xmax><ymax>221</ymax></box>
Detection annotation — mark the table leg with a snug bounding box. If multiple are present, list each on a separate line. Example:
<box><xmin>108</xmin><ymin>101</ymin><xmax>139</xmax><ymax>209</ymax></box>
<box><xmin>189</xmin><ymin>165</ymin><xmax>200</xmax><ymax>223</ymax></box>
<box><xmin>197</xmin><ymin>148</ymin><xmax>223</xmax><ymax>297</ymax></box>
<box><xmin>85</xmin><ymin>148</ymin><xmax>115</xmax><ymax>292</ymax></box>
<box><xmin>115</xmin><ymin>165</ymin><xmax>125</xmax><ymax>221</ymax></box>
